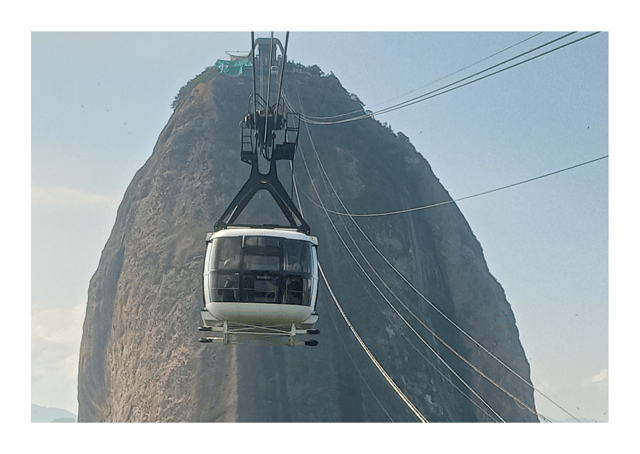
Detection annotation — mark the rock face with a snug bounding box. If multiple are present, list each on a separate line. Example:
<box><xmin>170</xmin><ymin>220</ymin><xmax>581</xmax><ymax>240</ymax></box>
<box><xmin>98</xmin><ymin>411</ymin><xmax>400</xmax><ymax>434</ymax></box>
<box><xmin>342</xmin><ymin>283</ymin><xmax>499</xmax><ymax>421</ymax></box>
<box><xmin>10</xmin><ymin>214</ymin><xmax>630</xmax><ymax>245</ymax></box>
<box><xmin>78</xmin><ymin>63</ymin><xmax>537</xmax><ymax>422</ymax></box>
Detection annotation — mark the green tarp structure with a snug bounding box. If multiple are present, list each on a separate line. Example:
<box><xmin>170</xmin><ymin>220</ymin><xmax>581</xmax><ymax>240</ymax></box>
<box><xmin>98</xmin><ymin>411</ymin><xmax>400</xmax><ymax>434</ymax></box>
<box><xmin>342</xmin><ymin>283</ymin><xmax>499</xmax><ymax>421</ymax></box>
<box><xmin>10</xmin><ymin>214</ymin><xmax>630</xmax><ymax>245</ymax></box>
<box><xmin>214</xmin><ymin>59</ymin><xmax>253</xmax><ymax>77</ymax></box>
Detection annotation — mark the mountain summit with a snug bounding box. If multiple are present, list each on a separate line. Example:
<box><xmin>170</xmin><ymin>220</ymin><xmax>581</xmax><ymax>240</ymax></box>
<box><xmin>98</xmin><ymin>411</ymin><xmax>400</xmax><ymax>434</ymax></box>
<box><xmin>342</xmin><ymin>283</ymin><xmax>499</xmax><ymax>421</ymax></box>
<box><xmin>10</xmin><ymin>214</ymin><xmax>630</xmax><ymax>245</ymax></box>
<box><xmin>78</xmin><ymin>61</ymin><xmax>537</xmax><ymax>422</ymax></box>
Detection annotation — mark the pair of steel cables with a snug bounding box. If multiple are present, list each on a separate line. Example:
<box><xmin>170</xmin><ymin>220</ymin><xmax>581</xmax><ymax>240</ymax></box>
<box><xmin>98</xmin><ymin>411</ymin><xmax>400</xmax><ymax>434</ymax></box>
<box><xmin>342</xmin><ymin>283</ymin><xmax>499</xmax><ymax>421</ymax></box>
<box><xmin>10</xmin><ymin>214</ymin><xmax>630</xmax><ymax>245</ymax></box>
<box><xmin>250</xmin><ymin>31</ymin><xmax>290</xmax><ymax>161</ymax></box>
<box><xmin>290</xmin><ymin>31</ymin><xmax>601</xmax><ymax>126</ymax></box>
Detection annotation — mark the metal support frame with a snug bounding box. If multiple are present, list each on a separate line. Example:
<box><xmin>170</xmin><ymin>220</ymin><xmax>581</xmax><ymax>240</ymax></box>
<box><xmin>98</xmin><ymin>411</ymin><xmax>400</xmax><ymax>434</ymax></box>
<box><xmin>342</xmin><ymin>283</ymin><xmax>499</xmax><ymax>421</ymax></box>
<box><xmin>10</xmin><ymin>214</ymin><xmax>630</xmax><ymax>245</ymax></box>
<box><xmin>214</xmin><ymin>32</ymin><xmax>308</xmax><ymax>234</ymax></box>
<box><xmin>213</xmin><ymin>139</ymin><xmax>309</xmax><ymax>233</ymax></box>
<box><xmin>198</xmin><ymin>318</ymin><xmax>319</xmax><ymax>347</ymax></box>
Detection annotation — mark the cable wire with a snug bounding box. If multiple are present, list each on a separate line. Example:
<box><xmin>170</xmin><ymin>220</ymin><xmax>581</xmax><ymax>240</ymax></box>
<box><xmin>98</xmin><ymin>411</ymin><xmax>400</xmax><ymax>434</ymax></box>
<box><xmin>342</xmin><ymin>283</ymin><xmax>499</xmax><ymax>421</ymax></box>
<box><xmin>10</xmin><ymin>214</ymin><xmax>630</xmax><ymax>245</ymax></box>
<box><xmin>340</xmin><ymin>252</ymin><xmax>501</xmax><ymax>422</ymax></box>
<box><xmin>293</xmin><ymin>82</ymin><xmax>507</xmax><ymax>419</ymax></box>
<box><xmin>300</xmin><ymin>124</ymin><xmax>534</xmax><ymax>422</ymax></box>
<box><xmin>302</xmin><ymin>112</ymin><xmax>585</xmax><ymax>420</ymax></box>
<box><xmin>291</xmin><ymin>162</ymin><xmax>395</xmax><ymax>422</ymax></box>
<box><xmin>302</xmin><ymin>155</ymin><xmax>609</xmax><ymax>218</ymax></box>
<box><xmin>291</xmin><ymin>32</ymin><xmax>544</xmax><ymax>123</ymax></box>
<box><xmin>312</xmin><ymin>171</ymin><xmax>505</xmax><ymax>421</ymax></box>
<box><xmin>291</xmin><ymin>132</ymin><xmax>428</xmax><ymax>422</ymax></box>
<box><xmin>290</xmin><ymin>32</ymin><xmax>600</xmax><ymax>126</ymax></box>
<box><xmin>303</xmin><ymin>119</ymin><xmax>584</xmax><ymax>421</ymax></box>
<box><xmin>368</xmin><ymin>32</ymin><xmax>601</xmax><ymax>119</ymax></box>
<box><xmin>320</xmin><ymin>264</ymin><xmax>428</xmax><ymax>423</ymax></box>
<box><xmin>367</xmin><ymin>32</ymin><xmax>545</xmax><ymax>110</ymax></box>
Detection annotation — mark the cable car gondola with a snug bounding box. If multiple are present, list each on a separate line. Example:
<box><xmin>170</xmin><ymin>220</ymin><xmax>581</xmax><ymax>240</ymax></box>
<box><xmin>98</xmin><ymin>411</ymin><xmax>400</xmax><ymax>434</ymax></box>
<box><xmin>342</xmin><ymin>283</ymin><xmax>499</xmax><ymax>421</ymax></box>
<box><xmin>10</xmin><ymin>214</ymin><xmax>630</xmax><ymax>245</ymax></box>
<box><xmin>199</xmin><ymin>33</ymin><xmax>320</xmax><ymax>346</ymax></box>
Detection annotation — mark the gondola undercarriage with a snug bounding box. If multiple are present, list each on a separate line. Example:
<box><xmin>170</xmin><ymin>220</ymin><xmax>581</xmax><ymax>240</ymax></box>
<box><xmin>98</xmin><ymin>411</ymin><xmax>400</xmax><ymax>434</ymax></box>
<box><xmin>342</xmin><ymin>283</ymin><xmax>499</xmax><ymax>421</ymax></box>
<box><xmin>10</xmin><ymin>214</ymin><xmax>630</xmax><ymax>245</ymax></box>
<box><xmin>199</xmin><ymin>311</ymin><xmax>319</xmax><ymax>346</ymax></box>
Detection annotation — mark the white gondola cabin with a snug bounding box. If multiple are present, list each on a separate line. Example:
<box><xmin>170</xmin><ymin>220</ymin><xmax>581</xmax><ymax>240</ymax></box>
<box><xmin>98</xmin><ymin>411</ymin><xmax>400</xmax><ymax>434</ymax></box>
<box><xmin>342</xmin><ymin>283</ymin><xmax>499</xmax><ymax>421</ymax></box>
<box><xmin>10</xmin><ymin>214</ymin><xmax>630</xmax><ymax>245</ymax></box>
<box><xmin>202</xmin><ymin>227</ymin><xmax>318</xmax><ymax>327</ymax></box>
<box><xmin>200</xmin><ymin>228</ymin><xmax>319</xmax><ymax>345</ymax></box>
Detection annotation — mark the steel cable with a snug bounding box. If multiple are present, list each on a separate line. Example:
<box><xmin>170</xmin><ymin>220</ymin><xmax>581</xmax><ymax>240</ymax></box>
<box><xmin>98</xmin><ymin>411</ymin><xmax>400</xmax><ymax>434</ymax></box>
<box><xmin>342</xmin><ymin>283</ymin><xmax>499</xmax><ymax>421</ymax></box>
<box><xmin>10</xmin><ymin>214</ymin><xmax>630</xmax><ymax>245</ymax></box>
<box><xmin>288</xmin><ymin>32</ymin><xmax>600</xmax><ymax>126</ymax></box>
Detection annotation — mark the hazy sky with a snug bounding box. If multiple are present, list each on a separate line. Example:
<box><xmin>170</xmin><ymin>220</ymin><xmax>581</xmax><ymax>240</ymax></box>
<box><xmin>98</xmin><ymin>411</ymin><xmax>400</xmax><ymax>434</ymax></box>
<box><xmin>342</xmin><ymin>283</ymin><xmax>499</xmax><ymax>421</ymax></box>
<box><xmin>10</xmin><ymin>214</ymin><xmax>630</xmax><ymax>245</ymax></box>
<box><xmin>29</xmin><ymin>28</ymin><xmax>616</xmax><ymax>428</ymax></box>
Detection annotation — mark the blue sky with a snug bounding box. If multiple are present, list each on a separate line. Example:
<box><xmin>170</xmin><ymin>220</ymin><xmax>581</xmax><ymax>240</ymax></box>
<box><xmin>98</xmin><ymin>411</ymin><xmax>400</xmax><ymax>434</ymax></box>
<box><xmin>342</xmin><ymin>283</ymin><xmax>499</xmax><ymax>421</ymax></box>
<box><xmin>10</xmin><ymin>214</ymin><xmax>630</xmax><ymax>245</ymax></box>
<box><xmin>28</xmin><ymin>27</ymin><xmax>617</xmax><ymax>428</ymax></box>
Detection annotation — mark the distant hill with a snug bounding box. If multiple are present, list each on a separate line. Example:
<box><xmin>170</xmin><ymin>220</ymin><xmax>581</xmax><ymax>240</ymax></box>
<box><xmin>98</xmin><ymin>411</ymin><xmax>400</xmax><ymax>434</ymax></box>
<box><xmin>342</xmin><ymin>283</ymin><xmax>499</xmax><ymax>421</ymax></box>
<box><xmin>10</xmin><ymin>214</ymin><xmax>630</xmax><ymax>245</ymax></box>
<box><xmin>32</xmin><ymin>404</ymin><xmax>77</xmax><ymax>423</ymax></box>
